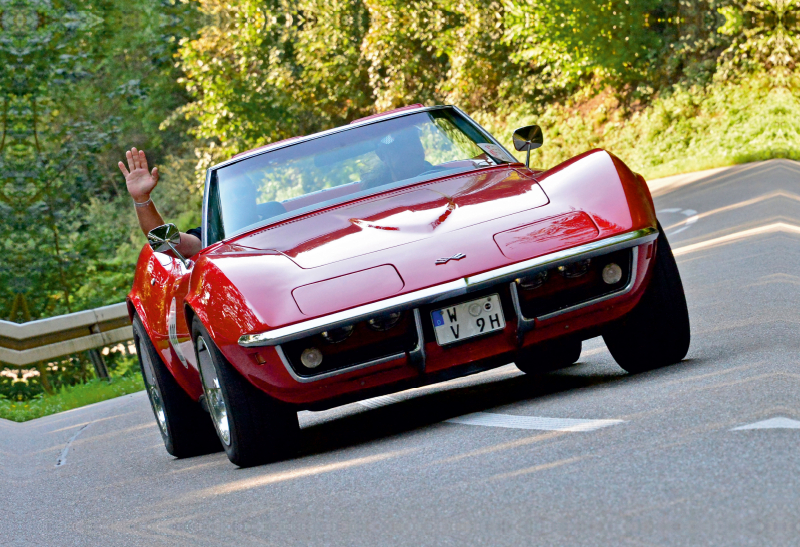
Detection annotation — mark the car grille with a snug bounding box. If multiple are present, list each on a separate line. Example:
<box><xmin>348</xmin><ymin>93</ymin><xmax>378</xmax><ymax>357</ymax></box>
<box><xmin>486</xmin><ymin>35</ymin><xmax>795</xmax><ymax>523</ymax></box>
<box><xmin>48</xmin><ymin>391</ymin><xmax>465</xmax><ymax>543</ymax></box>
<box><xmin>280</xmin><ymin>312</ymin><xmax>420</xmax><ymax>378</ymax></box>
<box><xmin>279</xmin><ymin>247</ymin><xmax>633</xmax><ymax>377</ymax></box>
<box><xmin>514</xmin><ymin>248</ymin><xmax>633</xmax><ymax>320</ymax></box>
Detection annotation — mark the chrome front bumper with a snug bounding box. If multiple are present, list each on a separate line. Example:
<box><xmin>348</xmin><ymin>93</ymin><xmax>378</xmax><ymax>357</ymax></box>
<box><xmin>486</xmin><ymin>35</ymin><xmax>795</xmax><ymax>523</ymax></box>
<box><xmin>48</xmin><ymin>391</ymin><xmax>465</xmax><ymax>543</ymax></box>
<box><xmin>239</xmin><ymin>227</ymin><xmax>658</xmax><ymax>349</ymax></box>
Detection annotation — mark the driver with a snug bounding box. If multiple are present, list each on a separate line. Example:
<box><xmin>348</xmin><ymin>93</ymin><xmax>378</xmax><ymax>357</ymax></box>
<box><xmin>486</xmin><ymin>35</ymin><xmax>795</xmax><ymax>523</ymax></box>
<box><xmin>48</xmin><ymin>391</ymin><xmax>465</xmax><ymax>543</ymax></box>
<box><xmin>118</xmin><ymin>147</ymin><xmax>203</xmax><ymax>258</ymax></box>
<box><xmin>362</xmin><ymin>127</ymin><xmax>433</xmax><ymax>190</ymax></box>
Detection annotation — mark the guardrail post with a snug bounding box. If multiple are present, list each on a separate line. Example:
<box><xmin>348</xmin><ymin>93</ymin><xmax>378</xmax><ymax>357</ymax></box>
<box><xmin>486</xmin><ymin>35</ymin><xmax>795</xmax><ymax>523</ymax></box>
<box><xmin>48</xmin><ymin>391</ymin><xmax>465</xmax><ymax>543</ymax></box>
<box><xmin>86</xmin><ymin>349</ymin><xmax>109</xmax><ymax>380</ymax></box>
<box><xmin>35</xmin><ymin>361</ymin><xmax>54</xmax><ymax>395</ymax></box>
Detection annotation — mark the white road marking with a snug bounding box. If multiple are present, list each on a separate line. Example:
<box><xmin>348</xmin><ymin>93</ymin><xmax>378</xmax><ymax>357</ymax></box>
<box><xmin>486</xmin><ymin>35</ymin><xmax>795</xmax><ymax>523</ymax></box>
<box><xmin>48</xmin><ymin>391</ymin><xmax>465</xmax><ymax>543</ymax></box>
<box><xmin>658</xmin><ymin>208</ymin><xmax>698</xmax><ymax>235</ymax></box>
<box><xmin>446</xmin><ymin>412</ymin><xmax>624</xmax><ymax>432</ymax></box>
<box><xmin>56</xmin><ymin>423</ymin><xmax>91</xmax><ymax>467</ymax></box>
<box><xmin>357</xmin><ymin>397</ymin><xmax>624</xmax><ymax>433</ymax></box>
<box><xmin>731</xmin><ymin>417</ymin><xmax>800</xmax><ymax>430</ymax></box>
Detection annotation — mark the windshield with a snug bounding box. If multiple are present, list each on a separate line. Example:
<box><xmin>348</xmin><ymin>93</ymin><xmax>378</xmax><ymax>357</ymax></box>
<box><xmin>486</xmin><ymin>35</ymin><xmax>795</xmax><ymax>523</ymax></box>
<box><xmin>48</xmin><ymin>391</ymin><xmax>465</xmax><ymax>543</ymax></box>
<box><xmin>206</xmin><ymin>107</ymin><xmax>518</xmax><ymax>244</ymax></box>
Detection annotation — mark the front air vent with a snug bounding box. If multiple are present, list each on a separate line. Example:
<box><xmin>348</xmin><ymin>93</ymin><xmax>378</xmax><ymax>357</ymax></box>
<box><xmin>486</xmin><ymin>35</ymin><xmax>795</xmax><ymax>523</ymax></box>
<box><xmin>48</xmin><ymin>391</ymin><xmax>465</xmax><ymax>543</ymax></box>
<box><xmin>280</xmin><ymin>312</ymin><xmax>418</xmax><ymax>377</ymax></box>
<box><xmin>514</xmin><ymin>248</ymin><xmax>633</xmax><ymax>319</ymax></box>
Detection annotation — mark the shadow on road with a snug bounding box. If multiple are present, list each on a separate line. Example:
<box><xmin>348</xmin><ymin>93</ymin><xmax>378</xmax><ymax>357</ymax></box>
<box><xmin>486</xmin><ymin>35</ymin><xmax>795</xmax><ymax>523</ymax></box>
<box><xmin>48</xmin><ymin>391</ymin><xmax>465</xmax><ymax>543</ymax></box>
<box><xmin>293</xmin><ymin>357</ymin><xmax>703</xmax><ymax>460</ymax></box>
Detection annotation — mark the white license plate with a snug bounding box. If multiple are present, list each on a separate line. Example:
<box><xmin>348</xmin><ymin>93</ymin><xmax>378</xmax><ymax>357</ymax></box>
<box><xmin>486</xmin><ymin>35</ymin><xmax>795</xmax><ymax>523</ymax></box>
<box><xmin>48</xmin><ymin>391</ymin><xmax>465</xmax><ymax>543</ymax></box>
<box><xmin>431</xmin><ymin>294</ymin><xmax>506</xmax><ymax>346</ymax></box>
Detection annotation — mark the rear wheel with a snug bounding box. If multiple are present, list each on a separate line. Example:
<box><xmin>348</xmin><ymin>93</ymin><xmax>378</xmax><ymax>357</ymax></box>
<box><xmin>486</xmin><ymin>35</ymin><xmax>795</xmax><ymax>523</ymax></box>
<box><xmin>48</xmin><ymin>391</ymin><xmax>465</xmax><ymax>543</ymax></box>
<box><xmin>603</xmin><ymin>224</ymin><xmax>690</xmax><ymax>373</ymax></box>
<box><xmin>192</xmin><ymin>317</ymin><xmax>300</xmax><ymax>467</ymax></box>
<box><xmin>515</xmin><ymin>338</ymin><xmax>582</xmax><ymax>374</ymax></box>
<box><xmin>132</xmin><ymin>316</ymin><xmax>220</xmax><ymax>458</ymax></box>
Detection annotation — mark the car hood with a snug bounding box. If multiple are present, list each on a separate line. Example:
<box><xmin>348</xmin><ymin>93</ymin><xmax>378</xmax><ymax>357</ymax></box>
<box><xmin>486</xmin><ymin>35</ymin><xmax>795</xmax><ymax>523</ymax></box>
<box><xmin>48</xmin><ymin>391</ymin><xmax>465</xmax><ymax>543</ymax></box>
<box><xmin>230</xmin><ymin>167</ymin><xmax>549</xmax><ymax>268</ymax></box>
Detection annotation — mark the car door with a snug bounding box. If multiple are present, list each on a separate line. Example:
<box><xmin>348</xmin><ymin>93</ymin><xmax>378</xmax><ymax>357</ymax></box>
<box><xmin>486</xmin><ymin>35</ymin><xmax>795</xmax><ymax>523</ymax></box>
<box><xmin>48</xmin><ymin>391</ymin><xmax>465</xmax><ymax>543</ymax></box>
<box><xmin>146</xmin><ymin>249</ymin><xmax>203</xmax><ymax>399</ymax></box>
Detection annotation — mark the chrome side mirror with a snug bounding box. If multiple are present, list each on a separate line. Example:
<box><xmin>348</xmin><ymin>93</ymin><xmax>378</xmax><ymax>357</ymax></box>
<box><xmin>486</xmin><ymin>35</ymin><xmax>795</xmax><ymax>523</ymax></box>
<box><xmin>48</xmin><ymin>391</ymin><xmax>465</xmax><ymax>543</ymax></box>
<box><xmin>512</xmin><ymin>124</ymin><xmax>544</xmax><ymax>168</ymax></box>
<box><xmin>148</xmin><ymin>224</ymin><xmax>191</xmax><ymax>268</ymax></box>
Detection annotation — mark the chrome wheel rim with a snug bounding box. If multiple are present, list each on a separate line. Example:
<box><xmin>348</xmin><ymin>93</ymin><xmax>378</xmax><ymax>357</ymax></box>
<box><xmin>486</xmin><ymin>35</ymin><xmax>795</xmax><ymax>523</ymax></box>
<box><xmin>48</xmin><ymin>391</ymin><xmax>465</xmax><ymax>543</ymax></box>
<box><xmin>139</xmin><ymin>342</ymin><xmax>168</xmax><ymax>437</ymax></box>
<box><xmin>196</xmin><ymin>336</ymin><xmax>231</xmax><ymax>446</ymax></box>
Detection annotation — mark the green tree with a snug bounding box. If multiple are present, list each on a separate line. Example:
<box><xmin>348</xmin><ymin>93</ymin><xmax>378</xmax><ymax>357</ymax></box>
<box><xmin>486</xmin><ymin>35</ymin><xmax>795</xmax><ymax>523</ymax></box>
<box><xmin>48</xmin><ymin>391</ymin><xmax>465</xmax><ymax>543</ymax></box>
<box><xmin>174</xmin><ymin>0</ymin><xmax>373</xmax><ymax>158</ymax></box>
<box><xmin>0</xmin><ymin>0</ymin><xmax>199</xmax><ymax>322</ymax></box>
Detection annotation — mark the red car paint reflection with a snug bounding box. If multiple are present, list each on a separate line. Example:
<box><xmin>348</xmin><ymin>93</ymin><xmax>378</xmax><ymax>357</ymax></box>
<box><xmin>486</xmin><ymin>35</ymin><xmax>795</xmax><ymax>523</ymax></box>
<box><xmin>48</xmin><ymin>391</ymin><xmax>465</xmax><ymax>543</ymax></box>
<box><xmin>128</xmin><ymin>115</ymin><xmax>657</xmax><ymax>410</ymax></box>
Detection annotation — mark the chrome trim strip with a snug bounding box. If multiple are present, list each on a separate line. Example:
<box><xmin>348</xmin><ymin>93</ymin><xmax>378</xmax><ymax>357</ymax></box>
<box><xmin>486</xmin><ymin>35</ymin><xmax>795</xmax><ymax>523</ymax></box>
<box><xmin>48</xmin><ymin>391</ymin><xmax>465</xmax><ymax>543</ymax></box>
<box><xmin>201</xmin><ymin>168</ymin><xmax>212</xmax><ymax>249</ymax></box>
<box><xmin>465</xmin><ymin>227</ymin><xmax>657</xmax><ymax>289</ymax></box>
<box><xmin>407</xmin><ymin>308</ymin><xmax>426</xmax><ymax>373</ymax></box>
<box><xmin>239</xmin><ymin>280</ymin><xmax>467</xmax><ymax>347</ymax></box>
<box><xmin>452</xmin><ymin>105</ymin><xmax>519</xmax><ymax>162</ymax></box>
<box><xmin>238</xmin><ymin>228</ymin><xmax>657</xmax><ymax>348</ymax></box>
<box><xmin>275</xmin><ymin>345</ymin><xmax>406</xmax><ymax>384</ymax></box>
<box><xmin>536</xmin><ymin>246</ymin><xmax>639</xmax><ymax>322</ymax></box>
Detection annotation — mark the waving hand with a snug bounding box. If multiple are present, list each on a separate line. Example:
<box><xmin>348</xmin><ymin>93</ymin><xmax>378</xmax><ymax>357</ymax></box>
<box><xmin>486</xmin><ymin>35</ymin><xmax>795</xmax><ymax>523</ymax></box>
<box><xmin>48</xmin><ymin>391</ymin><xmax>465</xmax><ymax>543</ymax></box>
<box><xmin>118</xmin><ymin>147</ymin><xmax>159</xmax><ymax>203</ymax></box>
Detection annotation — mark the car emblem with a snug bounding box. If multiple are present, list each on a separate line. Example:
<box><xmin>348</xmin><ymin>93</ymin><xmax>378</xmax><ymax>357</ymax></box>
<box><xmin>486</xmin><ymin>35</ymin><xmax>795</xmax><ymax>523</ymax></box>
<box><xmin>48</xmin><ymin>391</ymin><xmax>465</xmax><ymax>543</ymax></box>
<box><xmin>435</xmin><ymin>253</ymin><xmax>466</xmax><ymax>265</ymax></box>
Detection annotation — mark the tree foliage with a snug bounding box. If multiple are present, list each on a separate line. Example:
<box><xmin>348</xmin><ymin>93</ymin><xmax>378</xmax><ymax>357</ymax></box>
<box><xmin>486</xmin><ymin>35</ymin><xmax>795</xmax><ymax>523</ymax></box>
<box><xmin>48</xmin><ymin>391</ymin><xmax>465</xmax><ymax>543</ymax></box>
<box><xmin>0</xmin><ymin>0</ymin><xmax>198</xmax><ymax>322</ymax></box>
<box><xmin>175</xmin><ymin>0</ymin><xmax>797</xmax><ymax>158</ymax></box>
<box><xmin>174</xmin><ymin>0</ymin><xmax>374</xmax><ymax>158</ymax></box>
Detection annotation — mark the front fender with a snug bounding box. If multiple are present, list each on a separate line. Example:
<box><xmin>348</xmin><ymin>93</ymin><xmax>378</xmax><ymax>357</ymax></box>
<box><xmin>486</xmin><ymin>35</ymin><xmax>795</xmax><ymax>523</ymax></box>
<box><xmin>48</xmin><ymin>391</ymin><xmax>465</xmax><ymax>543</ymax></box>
<box><xmin>534</xmin><ymin>149</ymin><xmax>658</xmax><ymax>235</ymax></box>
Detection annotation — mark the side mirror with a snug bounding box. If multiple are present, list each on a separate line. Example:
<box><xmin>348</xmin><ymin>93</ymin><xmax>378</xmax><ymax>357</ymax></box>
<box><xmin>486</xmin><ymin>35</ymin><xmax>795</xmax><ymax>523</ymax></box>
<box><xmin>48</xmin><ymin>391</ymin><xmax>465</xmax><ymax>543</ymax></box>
<box><xmin>512</xmin><ymin>124</ymin><xmax>544</xmax><ymax>168</ymax></box>
<box><xmin>148</xmin><ymin>224</ymin><xmax>191</xmax><ymax>268</ymax></box>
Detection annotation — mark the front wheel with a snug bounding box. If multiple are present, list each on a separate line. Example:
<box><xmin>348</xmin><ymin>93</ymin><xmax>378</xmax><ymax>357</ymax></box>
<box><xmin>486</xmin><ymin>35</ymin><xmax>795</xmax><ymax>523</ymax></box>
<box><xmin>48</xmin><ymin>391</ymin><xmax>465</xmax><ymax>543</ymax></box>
<box><xmin>192</xmin><ymin>317</ymin><xmax>300</xmax><ymax>467</ymax></box>
<box><xmin>603</xmin><ymin>224</ymin><xmax>691</xmax><ymax>373</ymax></box>
<box><xmin>132</xmin><ymin>316</ymin><xmax>220</xmax><ymax>458</ymax></box>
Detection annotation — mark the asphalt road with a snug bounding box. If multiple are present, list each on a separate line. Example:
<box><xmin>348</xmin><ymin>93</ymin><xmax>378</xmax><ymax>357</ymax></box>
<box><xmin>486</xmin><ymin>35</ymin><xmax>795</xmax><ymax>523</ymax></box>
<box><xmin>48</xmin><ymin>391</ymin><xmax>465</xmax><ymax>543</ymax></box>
<box><xmin>3</xmin><ymin>160</ymin><xmax>799</xmax><ymax>546</ymax></box>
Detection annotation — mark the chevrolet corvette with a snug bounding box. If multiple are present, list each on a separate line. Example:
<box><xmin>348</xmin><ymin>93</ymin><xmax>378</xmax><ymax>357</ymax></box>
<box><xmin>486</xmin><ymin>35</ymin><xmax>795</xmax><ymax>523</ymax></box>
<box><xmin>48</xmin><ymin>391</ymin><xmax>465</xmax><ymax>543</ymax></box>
<box><xmin>128</xmin><ymin>104</ymin><xmax>690</xmax><ymax>466</ymax></box>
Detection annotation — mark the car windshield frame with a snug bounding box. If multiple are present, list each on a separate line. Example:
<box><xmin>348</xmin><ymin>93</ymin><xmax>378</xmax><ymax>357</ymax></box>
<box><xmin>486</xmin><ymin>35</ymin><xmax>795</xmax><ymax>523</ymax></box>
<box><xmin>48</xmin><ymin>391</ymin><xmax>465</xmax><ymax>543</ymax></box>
<box><xmin>201</xmin><ymin>105</ymin><xmax>519</xmax><ymax>247</ymax></box>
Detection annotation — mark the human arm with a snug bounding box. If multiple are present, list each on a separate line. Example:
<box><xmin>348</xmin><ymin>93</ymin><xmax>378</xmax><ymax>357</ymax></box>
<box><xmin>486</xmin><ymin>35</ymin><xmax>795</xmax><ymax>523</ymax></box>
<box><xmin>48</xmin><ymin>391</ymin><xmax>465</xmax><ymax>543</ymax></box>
<box><xmin>118</xmin><ymin>147</ymin><xmax>202</xmax><ymax>258</ymax></box>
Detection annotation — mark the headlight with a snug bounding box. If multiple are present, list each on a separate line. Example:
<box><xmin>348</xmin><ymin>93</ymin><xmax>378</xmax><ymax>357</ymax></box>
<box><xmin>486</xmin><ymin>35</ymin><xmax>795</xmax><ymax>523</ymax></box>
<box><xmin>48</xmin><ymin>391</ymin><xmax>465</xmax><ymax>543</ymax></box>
<box><xmin>367</xmin><ymin>311</ymin><xmax>402</xmax><ymax>331</ymax></box>
<box><xmin>516</xmin><ymin>271</ymin><xmax>548</xmax><ymax>290</ymax></box>
<box><xmin>320</xmin><ymin>325</ymin><xmax>354</xmax><ymax>343</ymax></box>
<box><xmin>558</xmin><ymin>259</ymin><xmax>591</xmax><ymax>278</ymax></box>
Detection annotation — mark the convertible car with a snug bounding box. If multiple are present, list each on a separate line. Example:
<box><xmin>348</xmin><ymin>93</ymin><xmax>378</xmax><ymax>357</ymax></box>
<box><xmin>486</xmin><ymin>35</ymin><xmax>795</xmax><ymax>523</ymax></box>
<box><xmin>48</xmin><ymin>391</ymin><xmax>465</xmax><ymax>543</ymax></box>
<box><xmin>128</xmin><ymin>104</ymin><xmax>690</xmax><ymax>466</ymax></box>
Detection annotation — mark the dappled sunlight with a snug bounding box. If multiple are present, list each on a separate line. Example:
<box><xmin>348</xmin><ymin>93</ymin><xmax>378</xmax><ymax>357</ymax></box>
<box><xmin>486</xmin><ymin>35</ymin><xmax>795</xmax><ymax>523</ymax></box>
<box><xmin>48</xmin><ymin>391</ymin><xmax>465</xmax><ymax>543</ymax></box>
<box><xmin>659</xmin><ymin>364</ymin><xmax>762</xmax><ymax>389</ymax></box>
<box><xmin>168</xmin><ymin>459</ymin><xmax>231</xmax><ymax>475</ymax></box>
<box><xmin>664</xmin><ymin>190</ymin><xmax>800</xmax><ymax>232</ymax></box>
<box><xmin>673</xmin><ymin>223</ymin><xmax>800</xmax><ymax>257</ymax></box>
<box><xmin>748</xmin><ymin>273</ymin><xmax>800</xmax><ymax>287</ymax></box>
<box><xmin>73</xmin><ymin>422</ymin><xmax>157</xmax><ymax>447</ymax></box>
<box><xmin>490</xmin><ymin>456</ymin><xmax>586</xmax><ymax>481</ymax></box>
<box><xmin>47</xmin><ymin>421</ymin><xmax>92</xmax><ymax>435</ymax></box>
<box><xmin>180</xmin><ymin>448</ymin><xmax>417</xmax><ymax>501</ymax></box>
<box><xmin>650</xmin><ymin>161</ymin><xmax>797</xmax><ymax>198</ymax></box>
<box><xmin>45</xmin><ymin>411</ymin><xmax>142</xmax><ymax>435</ymax></box>
<box><xmin>430</xmin><ymin>431</ymin><xmax>567</xmax><ymax>466</ymax></box>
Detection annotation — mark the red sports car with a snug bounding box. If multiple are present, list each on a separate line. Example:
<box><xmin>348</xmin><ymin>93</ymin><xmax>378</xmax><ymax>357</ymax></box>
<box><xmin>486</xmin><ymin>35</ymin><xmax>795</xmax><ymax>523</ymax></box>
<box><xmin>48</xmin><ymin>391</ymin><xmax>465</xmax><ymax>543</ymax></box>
<box><xmin>128</xmin><ymin>105</ymin><xmax>690</xmax><ymax>466</ymax></box>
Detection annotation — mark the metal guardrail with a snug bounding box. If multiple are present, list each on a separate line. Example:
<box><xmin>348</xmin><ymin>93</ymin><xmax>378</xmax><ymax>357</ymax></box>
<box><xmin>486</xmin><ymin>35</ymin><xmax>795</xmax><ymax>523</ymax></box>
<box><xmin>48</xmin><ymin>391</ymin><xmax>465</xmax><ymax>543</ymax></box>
<box><xmin>0</xmin><ymin>303</ymin><xmax>132</xmax><ymax>368</ymax></box>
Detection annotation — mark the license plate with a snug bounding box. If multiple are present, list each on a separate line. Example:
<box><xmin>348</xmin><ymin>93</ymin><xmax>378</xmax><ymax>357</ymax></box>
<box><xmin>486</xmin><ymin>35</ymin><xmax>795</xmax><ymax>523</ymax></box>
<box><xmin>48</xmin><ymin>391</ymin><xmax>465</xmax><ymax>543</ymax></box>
<box><xmin>431</xmin><ymin>294</ymin><xmax>506</xmax><ymax>346</ymax></box>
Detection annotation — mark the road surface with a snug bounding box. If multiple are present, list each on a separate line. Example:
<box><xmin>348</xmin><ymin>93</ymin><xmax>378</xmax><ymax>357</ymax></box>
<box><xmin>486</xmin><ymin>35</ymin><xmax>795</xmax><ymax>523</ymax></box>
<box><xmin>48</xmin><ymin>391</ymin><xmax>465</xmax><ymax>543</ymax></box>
<box><xmin>2</xmin><ymin>160</ymin><xmax>798</xmax><ymax>546</ymax></box>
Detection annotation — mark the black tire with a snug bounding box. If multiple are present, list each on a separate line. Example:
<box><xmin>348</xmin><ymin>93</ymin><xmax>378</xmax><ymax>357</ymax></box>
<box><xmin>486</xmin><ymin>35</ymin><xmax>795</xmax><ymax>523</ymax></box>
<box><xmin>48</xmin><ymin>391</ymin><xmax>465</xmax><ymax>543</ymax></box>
<box><xmin>132</xmin><ymin>316</ymin><xmax>221</xmax><ymax>458</ymax></box>
<box><xmin>602</xmin><ymin>224</ymin><xmax>691</xmax><ymax>373</ymax></box>
<box><xmin>192</xmin><ymin>317</ymin><xmax>300</xmax><ymax>467</ymax></box>
<box><xmin>515</xmin><ymin>338</ymin><xmax>582</xmax><ymax>375</ymax></box>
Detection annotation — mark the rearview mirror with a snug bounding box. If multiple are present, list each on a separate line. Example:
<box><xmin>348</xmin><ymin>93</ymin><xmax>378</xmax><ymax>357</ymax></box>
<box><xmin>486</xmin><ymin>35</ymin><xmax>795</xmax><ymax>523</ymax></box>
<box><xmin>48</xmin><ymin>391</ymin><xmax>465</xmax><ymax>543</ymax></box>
<box><xmin>148</xmin><ymin>224</ymin><xmax>190</xmax><ymax>268</ymax></box>
<box><xmin>512</xmin><ymin>125</ymin><xmax>544</xmax><ymax>168</ymax></box>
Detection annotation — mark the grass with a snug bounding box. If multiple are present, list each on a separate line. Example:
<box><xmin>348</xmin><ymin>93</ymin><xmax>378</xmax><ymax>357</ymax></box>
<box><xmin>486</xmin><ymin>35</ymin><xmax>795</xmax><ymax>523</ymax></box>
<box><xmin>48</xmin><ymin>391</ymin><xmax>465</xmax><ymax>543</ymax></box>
<box><xmin>0</xmin><ymin>375</ymin><xmax>144</xmax><ymax>422</ymax></box>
